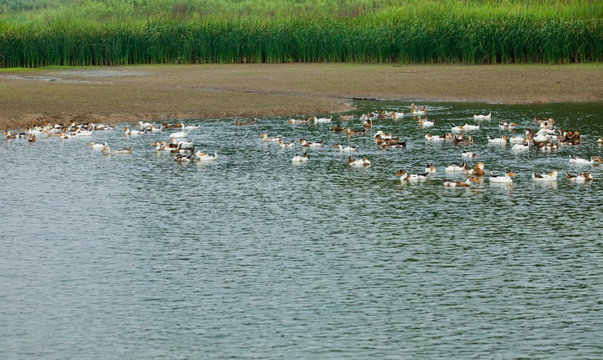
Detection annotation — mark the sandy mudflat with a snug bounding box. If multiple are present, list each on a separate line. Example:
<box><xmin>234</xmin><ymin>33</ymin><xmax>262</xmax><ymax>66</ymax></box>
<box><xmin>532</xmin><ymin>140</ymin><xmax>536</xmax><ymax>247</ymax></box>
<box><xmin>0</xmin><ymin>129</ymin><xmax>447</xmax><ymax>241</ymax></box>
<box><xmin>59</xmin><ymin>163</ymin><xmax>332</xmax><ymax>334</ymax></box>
<box><xmin>0</xmin><ymin>63</ymin><xmax>601</xmax><ymax>129</ymax></box>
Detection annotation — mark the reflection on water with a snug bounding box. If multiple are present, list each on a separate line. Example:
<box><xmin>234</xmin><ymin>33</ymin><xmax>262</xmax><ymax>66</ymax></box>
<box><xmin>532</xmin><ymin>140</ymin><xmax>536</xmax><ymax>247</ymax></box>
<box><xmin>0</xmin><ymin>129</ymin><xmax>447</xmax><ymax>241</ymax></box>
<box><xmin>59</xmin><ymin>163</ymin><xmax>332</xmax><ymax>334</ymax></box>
<box><xmin>1</xmin><ymin>101</ymin><xmax>602</xmax><ymax>359</ymax></box>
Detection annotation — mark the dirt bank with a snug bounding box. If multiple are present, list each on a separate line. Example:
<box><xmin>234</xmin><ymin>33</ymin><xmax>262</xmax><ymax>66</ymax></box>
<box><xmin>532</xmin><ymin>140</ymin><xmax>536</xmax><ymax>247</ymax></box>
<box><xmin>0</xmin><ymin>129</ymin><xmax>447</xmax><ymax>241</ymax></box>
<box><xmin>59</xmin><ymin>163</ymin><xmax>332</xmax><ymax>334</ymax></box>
<box><xmin>1</xmin><ymin>63</ymin><xmax>601</xmax><ymax>129</ymax></box>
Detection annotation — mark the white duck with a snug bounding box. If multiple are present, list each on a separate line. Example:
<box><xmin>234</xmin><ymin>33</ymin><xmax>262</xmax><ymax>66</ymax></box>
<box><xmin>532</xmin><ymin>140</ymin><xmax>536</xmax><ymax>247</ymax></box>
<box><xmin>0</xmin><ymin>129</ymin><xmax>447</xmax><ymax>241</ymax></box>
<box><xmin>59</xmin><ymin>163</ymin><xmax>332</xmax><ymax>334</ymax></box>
<box><xmin>195</xmin><ymin>151</ymin><xmax>218</xmax><ymax>161</ymax></box>
<box><xmin>443</xmin><ymin>177</ymin><xmax>478</xmax><ymax>187</ymax></box>
<box><xmin>102</xmin><ymin>145</ymin><xmax>132</xmax><ymax>155</ymax></box>
<box><xmin>489</xmin><ymin>170</ymin><xmax>514</xmax><ymax>184</ymax></box>
<box><xmin>122</xmin><ymin>127</ymin><xmax>145</xmax><ymax>136</ymax></box>
<box><xmin>169</xmin><ymin>128</ymin><xmax>189</xmax><ymax>138</ymax></box>
<box><xmin>451</xmin><ymin>124</ymin><xmax>463</xmax><ymax>133</ymax></box>
<box><xmin>348</xmin><ymin>156</ymin><xmax>371</xmax><ymax>167</ymax></box>
<box><xmin>461</xmin><ymin>150</ymin><xmax>477</xmax><ymax>158</ymax></box>
<box><xmin>487</xmin><ymin>135</ymin><xmax>507</xmax><ymax>144</ymax></box>
<box><xmin>417</xmin><ymin>117</ymin><xmax>434</xmax><ymax>127</ymax></box>
<box><xmin>569</xmin><ymin>155</ymin><xmax>601</xmax><ymax>165</ymax></box>
<box><xmin>445</xmin><ymin>163</ymin><xmax>466</xmax><ymax>172</ymax></box>
<box><xmin>278</xmin><ymin>140</ymin><xmax>295</xmax><ymax>149</ymax></box>
<box><xmin>292</xmin><ymin>152</ymin><xmax>309</xmax><ymax>162</ymax></box>
<box><xmin>260</xmin><ymin>134</ymin><xmax>282</xmax><ymax>142</ymax></box>
<box><xmin>566</xmin><ymin>171</ymin><xmax>593</xmax><ymax>182</ymax></box>
<box><xmin>396</xmin><ymin>170</ymin><xmax>428</xmax><ymax>182</ymax></box>
<box><xmin>89</xmin><ymin>141</ymin><xmax>107</xmax><ymax>150</ymax></box>
<box><xmin>532</xmin><ymin>170</ymin><xmax>558</xmax><ymax>182</ymax></box>
<box><xmin>511</xmin><ymin>143</ymin><xmax>530</xmax><ymax>152</ymax></box>
<box><xmin>462</xmin><ymin>123</ymin><xmax>480</xmax><ymax>131</ymax></box>
<box><xmin>425</xmin><ymin>163</ymin><xmax>436</xmax><ymax>174</ymax></box>
<box><xmin>313</xmin><ymin>116</ymin><xmax>332</xmax><ymax>124</ymax></box>
<box><xmin>334</xmin><ymin>144</ymin><xmax>358</xmax><ymax>152</ymax></box>
<box><xmin>473</xmin><ymin>112</ymin><xmax>491</xmax><ymax>120</ymax></box>
<box><xmin>509</xmin><ymin>135</ymin><xmax>525</xmax><ymax>144</ymax></box>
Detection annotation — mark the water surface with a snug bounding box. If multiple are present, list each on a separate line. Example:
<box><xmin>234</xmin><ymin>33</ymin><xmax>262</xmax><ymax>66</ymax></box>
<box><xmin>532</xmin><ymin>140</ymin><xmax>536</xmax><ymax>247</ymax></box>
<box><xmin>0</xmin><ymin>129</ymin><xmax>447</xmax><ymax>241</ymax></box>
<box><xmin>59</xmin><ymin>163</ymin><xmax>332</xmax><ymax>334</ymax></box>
<box><xmin>1</xmin><ymin>101</ymin><xmax>602</xmax><ymax>359</ymax></box>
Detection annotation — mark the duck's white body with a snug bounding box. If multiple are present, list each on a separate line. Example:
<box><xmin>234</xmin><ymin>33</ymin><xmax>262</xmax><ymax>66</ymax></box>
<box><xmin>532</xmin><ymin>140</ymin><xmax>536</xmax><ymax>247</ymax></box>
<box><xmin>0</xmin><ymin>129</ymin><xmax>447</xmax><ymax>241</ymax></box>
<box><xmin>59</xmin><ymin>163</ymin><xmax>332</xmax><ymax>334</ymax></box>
<box><xmin>418</xmin><ymin>118</ymin><xmax>434</xmax><ymax>127</ymax></box>
<box><xmin>462</xmin><ymin>124</ymin><xmax>480</xmax><ymax>131</ymax></box>
<box><xmin>278</xmin><ymin>140</ymin><xmax>295</xmax><ymax>149</ymax></box>
<box><xmin>566</xmin><ymin>171</ymin><xmax>593</xmax><ymax>182</ymax></box>
<box><xmin>509</xmin><ymin>136</ymin><xmax>525</xmax><ymax>144</ymax></box>
<box><xmin>512</xmin><ymin>143</ymin><xmax>530</xmax><ymax>152</ymax></box>
<box><xmin>397</xmin><ymin>170</ymin><xmax>428</xmax><ymax>182</ymax></box>
<box><xmin>123</xmin><ymin>128</ymin><xmax>144</xmax><ymax>136</ymax></box>
<box><xmin>489</xmin><ymin>171</ymin><xmax>514</xmax><ymax>184</ymax></box>
<box><xmin>473</xmin><ymin>113</ymin><xmax>491</xmax><ymax>120</ymax></box>
<box><xmin>461</xmin><ymin>150</ymin><xmax>477</xmax><ymax>158</ymax></box>
<box><xmin>425</xmin><ymin>134</ymin><xmax>447</xmax><ymax>142</ymax></box>
<box><xmin>334</xmin><ymin>144</ymin><xmax>358</xmax><ymax>152</ymax></box>
<box><xmin>487</xmin><ymin>135</ymin><xmax>507</xmax><ymax>144</ymax></box>
<box><xmin>425</xmin><ymin>164</ymin><xmax>436</xmax><ymax>174</ymax></box>
<box><xmin>292</xmin><ymin>153</ymin><xmax>309</xmax><ymax>162</ymax></box>
<box><xmin>102</xmin><ymin>145</ymin><xmax>132</xmax><ymax>155</ymax></box>
<box><xmin>569</xmin><ymin>156</ymin><xmax>601</xmax><ymax>165</ymax></box>
<box><xmin>169</xmin><ymin>130</ymin><xmax>189</xmax><ymax>138</ymax></box>
<box><xmin>195</xmin><ymin>151</ymin><xmax>218</xmax><ymax>161</ymax></box>
<box><xmin>451</xmin><ymin>124</ymin><xmax>462</xmax><ymax>133</ymax></box>
<box><xmin>89</xmin><ymin>142</ymin><xmax>106</xmax><ymax>150</ymax></box>
<box><xmin>532</xmin><ymin>170</ymin><xmax>558</xmax><ymax>182</ymax></box>
<box><xmin>445</xmin><ymin>163</ymin><xmax>466</xmax><ymax>172</ymax></box>
<box><xmin>260</xmin><ymin>134</ymin><xmax>281</xmax><ymax>142</ymax></box>
<box><xmin>393</xmin><ymin>112</ymin><xmax>405</xmax><ymax>120</ymax></box>
<box><xmin>313</xmin><ymin>116</ymin><xmax>332</xmax><ymax>124</ymax></box>
<box><xmin>348</xmin><ymin>156</ymin><xmax>371</xmax><ymax>167</ymax></box>
<box><xmin>443</xmin><ymin>177</ymin><xmax>477</xmax><ymax>187</ymax></box>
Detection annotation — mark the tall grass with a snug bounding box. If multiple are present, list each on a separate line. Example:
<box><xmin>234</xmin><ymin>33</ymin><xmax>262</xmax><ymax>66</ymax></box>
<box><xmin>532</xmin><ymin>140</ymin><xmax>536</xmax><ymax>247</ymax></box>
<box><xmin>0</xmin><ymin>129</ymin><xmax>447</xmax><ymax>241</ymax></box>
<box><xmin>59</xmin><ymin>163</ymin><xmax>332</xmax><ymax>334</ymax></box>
<box><xmin>0</xmin><ymin>0</ymin><xmax>601</xmax><ymax>67</ymax></box>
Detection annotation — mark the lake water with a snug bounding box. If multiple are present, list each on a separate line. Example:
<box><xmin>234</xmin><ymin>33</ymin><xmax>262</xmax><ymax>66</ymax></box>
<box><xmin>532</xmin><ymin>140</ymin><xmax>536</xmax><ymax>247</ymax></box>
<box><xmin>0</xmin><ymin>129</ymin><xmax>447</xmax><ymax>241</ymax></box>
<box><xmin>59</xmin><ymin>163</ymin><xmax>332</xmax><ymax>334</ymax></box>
<box><xmin>1</xmin><ymin>101</ymin><xmax>602</xmax><ymax>359</ymax></box>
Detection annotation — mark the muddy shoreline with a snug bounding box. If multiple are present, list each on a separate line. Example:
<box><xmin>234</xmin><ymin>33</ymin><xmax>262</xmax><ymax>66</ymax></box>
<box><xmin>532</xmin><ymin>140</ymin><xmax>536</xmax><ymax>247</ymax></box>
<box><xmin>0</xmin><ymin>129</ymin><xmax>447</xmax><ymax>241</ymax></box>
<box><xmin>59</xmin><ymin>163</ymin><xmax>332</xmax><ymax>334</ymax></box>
<box><xmin>1</xmin><ymin>63</ymin><xmax>601</xmax><ymax>129</ymax></box>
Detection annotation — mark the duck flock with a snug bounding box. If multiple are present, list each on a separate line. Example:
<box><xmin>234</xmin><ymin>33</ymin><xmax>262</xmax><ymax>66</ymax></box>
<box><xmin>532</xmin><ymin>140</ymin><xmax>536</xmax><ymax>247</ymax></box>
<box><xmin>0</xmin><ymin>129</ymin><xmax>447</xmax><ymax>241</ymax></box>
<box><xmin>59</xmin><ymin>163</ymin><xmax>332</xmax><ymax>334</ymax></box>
<box><xmin>3</xmin><ymin>102</ymin><xmax>602</xmax><ymax>187</ymax></box>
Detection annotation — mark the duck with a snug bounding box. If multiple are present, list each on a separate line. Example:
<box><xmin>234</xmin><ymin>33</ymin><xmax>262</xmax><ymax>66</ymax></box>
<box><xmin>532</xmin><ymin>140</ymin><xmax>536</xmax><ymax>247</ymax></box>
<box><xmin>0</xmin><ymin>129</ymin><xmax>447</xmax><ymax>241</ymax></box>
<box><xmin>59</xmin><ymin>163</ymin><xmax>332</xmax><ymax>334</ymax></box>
<box><xmin>566</xmin><ymin>171</ymin><xmax>593</xmax><ymax>182</ymax></box>
<box><xmin>498</xmin><ymin>121</ymin><xmax>516</xmax><ymax>130</ymax></box>
<box><xmin>363</xmin><ymin>119</ymin><xmax>372</xmax><ymax>129</ymax></box>
<box><xmin>569</xmin><ymin>155</ymin><xmax>601</xmax><ymax>165</ymax></box>
<box><xmin>373</xmin><ymin>130</ymin><xmax>393</xmax><ymax>140</ymax></box>
<box><xmin>195</xmin><ymin>151</ymin><xmax>218</xmax><ymax>161</ymax></box>
<box><xmin>260</xmin><ymin>134</ymin><xmax>282</xmax><ymax>142</ymax></box>
<box><xmin>278</xmin><ymin>140</ymin><xmax>295</xmax><ymax>149</ymax></box>
<box><xmin>511</xmin><ymin>143</ymin><xmax>530</xmax><ymax>152</ymax></box>
<box><xmin>122</xmin><ymin>127</ymin><xmax>145</xmax><ymax>136</ymax></box>
<box><xmin>464</xmin><ymin>162</ymin><xmax>486</xmax><ymax>176</ymax></box>
<box><xmin>168</xmin><ymin>138</ymin><xmax>194</xmax><ymax>148</ymax></box>
<box><xmin>597</xmin><ymin>137</ymin><xmax>603</xmax><ymax>144</ymax></box>
<box><xmin>136</xmin><ymin>121</ymin><xmax>153</xmax><ymax>129</ymax></box>
<box><xmin>348</xmin><ymin>156</ymin><xmax>371</xmax><ymax>167</ymax></box>
<box><xmin>89</xmin><ymin>141</ymin><xmax>107</xmax><ymax>150</ymax></box>
<box><xmin>461</xmin><ymin>150</ymin><xmax>477</xmax><ymax>158</ymax></box>
<box><xmin>376</xmin><ymin>138</ymin><xmax>403</xmax><ymax>147</ymax></box>
<box><xmin>168</xmin><ymin>128</ymin><xmax>189</xmax><ymax>138</ymax></box>
<box><xmin>146</xmin><ymin>124</ymin><xmax>163</xmax><ymax>132</ymax></box>
<box><xmin>102</xmin><ymin>145</ymin><xmax>132</xmax><ymax>155</ymax></box>
<box><xmin>534</xmin><ymin>140</ymin><xmax>558</xmax><ymax>152</ymax></box>
<box><xmin>443</xmin><ymin>177</ymin><xmax>478</xmax><ymax>187</ymax></box>
<box><xmin>453</xmin><ymin>134</ymin><xmax>474</xmax><ymax>145</ymax></box>
<box><xmin>425</xmin><ymin>163</ymin><xmax>436</xmax><ymax>174</ymax></box>
<box><xmin>174</xmin><ymin>154</ymin><xmax>193</xmax><ymax>163</ymax></box>
<box><xmin>235</xmin><ymin>119</ymin><xmax>256</xmax><ymax>126</ymax></box>
<box><xmin>396</xmin><ymin>170</ymin><xmax>428</xmax><ymax>182</ymax></box>
<box><xmin>28</xmin><ymin>134</ymin><xmax>37</xmax><ymax>142</ymax></box>
<box><xmin>313</xmin><ymin>116</ymin><xmax>332</xmax><ymax>124</ymax></box>
<box><xmin>393</xmin><ymin>111</ymin><xmax>404</xmax><ymax>120</ymax></box>
<box><xmin>334</xmin><ymin>144</ymin><xmax>358</xmax><ymax>152</ymax></box>
<box><xmin>339</xmin><ymin>114</ymin><xmax>354</xmax><ymax>121</ymax></box>
<box><xmin>183</xmin><ymin>123</ymin><xmax>200</xmax><ymax>130</ymax></box>
<box><xmin>4</xmin><ymin>130</ymin><xmax>27</xmax><ymax>139</ymax></box>
<box><xmin>487</xmin><ymin>135</ymin><xmax>507</xmax><ymax>144</ymax></box>
<box><xmin>344</xmin><ymin>128</ymin><xmax>366</xmax><ymax>136</ymax></box>
<box><xmin>409</xmin><ymin>104</ymin><xmax>427</xmax><ymax>115</ymax></box>
<box><xmin>451</xmin><ymin>124</ymin><xmax>463</xmax><ymax>133</ymax></box>
<box><xmin>532</xmin><ymin>170</ymin><xmax>558</xmax><ymax>182</ymax></box>
<box><xmin>292</xmin><ymin>152</ymin><xmax>309</xmax><ymax>162</ymax></box>
<box><xmin>489</xmin><ymin>170</ymin><xmax>514</xmax><ymax>184</ymax></box>
<box><xmin>445</xmin><ymin>163</ymin><xmax>466</xmax><ymax>172</ymax></box>
<box><xmin>152</xmin><ymin>141</ymin><xmax>174</xmax><ymax>152</ymax></box>
<box><xmin>473</xmin><ymin>112</ymin><xmax>491</xmax><ymax>120</ymax></box>
<box><xmin>425</xmin><ymin>133</ymin><xmax>452</xmax><ymax>142</ymax></box>
<box><xmin>162</xmin><ymin>122</ymin><xmax>182</xmax><ymax>129</ymax></box>
<box><xmin>509</xmin><ymin>135</ymin><xmax>525</xmax><ymax>144</ymax></box>
<box><xmin>381</xmin><ymin>142</ymin><xmax>406</xmax><ymax>149</ymax></box>
<box><xmin>417</xmin><ymin>117</ymin><xmax>434</xmax><ymax>127</ymax></box>
<box><xmin>298</xmin><ymin>138</ymin><xmax>324</xmax><ymax>147</ymax></box>
<box><xmin>462</xmin><ymin>123</ymin><xmax>480</xmax><ymax>131</ymax></box>
<box><xmin>329</xmin><ymin>124</ymin><xmax>344</xmax><ymax>133</ymax></box>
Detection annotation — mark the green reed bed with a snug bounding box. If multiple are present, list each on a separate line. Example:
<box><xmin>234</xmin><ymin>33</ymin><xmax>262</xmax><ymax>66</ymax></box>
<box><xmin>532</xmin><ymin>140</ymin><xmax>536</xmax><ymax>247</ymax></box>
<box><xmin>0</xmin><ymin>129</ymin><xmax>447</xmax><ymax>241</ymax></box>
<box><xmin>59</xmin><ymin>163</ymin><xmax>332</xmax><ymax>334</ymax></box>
<box><xmin>0</xmin><ymin>12</ymin><xmax>601</xmax><ymax>67</ymax></box>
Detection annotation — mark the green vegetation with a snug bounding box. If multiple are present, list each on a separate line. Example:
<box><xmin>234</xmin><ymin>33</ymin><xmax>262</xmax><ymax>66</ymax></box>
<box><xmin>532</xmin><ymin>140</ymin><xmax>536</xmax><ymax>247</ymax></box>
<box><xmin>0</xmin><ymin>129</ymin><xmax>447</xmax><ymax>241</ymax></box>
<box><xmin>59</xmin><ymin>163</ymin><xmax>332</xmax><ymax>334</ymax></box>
<box><xmin>0</xmin><ymin>0</ymin><xmax>601</xmax><ymax>67</ymax></box>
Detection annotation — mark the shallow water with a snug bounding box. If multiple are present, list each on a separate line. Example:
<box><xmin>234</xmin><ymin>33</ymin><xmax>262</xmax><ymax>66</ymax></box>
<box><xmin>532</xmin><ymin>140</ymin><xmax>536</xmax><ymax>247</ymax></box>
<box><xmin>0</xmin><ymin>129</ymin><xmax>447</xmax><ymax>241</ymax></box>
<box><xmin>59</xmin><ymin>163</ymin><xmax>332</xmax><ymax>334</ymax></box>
<box><xmin>1</xmin><ymin>101</ymin><xmax>602</xmax><ymax>359</ymax></box>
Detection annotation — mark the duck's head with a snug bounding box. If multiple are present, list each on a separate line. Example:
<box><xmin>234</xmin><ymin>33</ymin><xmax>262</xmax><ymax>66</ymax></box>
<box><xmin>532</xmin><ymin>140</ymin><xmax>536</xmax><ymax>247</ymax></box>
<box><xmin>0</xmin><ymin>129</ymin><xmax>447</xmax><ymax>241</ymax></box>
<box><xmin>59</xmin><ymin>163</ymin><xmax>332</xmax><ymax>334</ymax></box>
<box><xmin>89</xmin><ymin>141</ymin><xmax>94</xmax><ymax>146</ymax></box>
<box><xmin>506</xmin><ymin>170</ymin><xmax>515</xmax><ymax>177</ymax></box>
<box><xmin>396</xmin><ymin>170</ymin><xmax>407</xmax><ymax>177</ymax></box>
<box><xmin>469</xmin><ymin>177</ymin><xmax>478</xmax><ymax>183</ymax></box>
<box><xmin>502</xmin><ymin>135</ymin><xmax>507</xmax><ymax>140</ymax></box>
<box><xmin>593</xmin><ymin>156</ymin><xmax>602</xmax><ymax>163</ymax></box>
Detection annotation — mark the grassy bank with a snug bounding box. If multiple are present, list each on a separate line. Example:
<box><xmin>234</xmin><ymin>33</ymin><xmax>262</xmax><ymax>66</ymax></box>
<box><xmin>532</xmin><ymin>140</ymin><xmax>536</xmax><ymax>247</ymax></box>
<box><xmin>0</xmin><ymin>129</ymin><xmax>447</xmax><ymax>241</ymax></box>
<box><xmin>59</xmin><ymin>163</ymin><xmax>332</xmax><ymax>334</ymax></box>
<box><xmin>0</xmin><ymin>1</ymin><xmax>601</xmax><ymax>67</ymax></box>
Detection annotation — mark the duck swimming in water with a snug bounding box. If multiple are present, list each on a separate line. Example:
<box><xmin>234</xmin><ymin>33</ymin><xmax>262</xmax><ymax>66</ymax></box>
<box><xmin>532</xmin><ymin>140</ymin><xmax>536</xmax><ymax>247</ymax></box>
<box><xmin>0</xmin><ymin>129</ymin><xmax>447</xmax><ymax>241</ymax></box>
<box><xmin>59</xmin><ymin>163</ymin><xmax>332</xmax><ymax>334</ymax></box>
<box><xmin>443</xmin><ymin>177</ymin><xmax>478</xmax><ymax>187</ymax></box>
<box><xmin>569</xmin><ymin>155</ymin><xmax>601</xmax><ymax>165</ymax></box>
<box><xmin>532</xmin><ymin>170</ymin><xmax>558</xmax><ymax>182</ymax></box>
<box><xmin>489</xmin><ymin>170</ymin><xmax>514</xmax><ymax>184</ymax></box>
<box><xmin>566</xmin><ymin>171</ymin><xmax>593</xmax><ymax>182</ymax></box>
<box><xmin>348</xmin><ymin>156</ymin><xmax>371</xmax><ymax>167</ymax></box>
